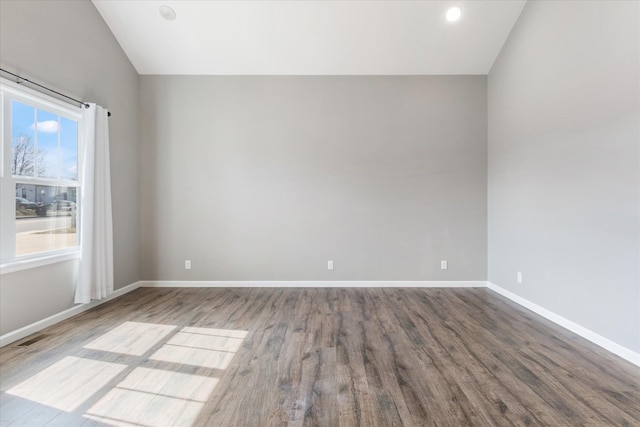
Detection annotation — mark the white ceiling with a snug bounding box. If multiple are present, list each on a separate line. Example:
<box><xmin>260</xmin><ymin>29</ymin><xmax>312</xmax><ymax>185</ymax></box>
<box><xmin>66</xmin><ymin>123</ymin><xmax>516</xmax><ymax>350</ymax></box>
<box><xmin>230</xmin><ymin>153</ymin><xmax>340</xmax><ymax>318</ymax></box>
<box><xmin>92</xmin><ymin>0</ymin><xmax>527</xmax><ymax>75</ymax></box>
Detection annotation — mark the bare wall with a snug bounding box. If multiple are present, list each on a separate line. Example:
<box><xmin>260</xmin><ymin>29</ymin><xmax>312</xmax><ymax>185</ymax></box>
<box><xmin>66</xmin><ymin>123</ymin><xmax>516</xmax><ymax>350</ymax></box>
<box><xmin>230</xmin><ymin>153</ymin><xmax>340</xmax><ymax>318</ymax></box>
<box><xmin>140</xmin><ymin>76</ymin><xmax>487</xmax><ymax>281</ymax></box>
<box><xmin>0</xmin><ymin>0</ymin><xmax>140</xmax><ymax>335</ymax></box>
<box><xmin>488</xmin><ymin>1</ymin><xmax>640</xmax><ymax>352</ymax></box>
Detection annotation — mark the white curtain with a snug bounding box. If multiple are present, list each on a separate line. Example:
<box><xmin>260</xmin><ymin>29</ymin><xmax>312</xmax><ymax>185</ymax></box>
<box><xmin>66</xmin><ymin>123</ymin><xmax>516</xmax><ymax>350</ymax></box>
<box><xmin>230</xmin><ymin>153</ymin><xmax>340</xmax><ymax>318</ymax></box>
<box><xmin>75</xmin><ymin>104</ymin><xmax>114</xmax><ymax>304</ymax></box>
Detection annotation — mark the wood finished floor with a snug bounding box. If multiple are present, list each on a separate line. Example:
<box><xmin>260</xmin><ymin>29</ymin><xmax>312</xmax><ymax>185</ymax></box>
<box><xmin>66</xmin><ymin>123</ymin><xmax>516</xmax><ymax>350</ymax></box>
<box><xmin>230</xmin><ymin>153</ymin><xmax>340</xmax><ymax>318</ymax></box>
<box><xmin>1</xmin><ymin>288</ymin><xmax>639</xmax><ymax>427</ymax></box>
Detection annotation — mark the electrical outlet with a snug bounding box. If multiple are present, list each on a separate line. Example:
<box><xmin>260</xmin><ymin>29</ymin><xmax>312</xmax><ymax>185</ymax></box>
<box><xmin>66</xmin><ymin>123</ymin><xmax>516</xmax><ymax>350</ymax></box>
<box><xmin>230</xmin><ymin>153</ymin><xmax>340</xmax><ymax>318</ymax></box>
<box><xmin>441</xmin><ymin>260</ymin><xmax>448</xmax><ymax>270</ymax></box>
<box><xmin>185</xmin><ymin>260</ymin><xmax>191</xmax><ymax>270</ymax></box>
<box><xmin>328</xmin><ymin>260</ymin><xmax>334</xmax><ymax>270</ymax></box>
<box><xmin>517</xmin><ymin>272</ymin><xmax>522</xmax><ymax>284</ymax></box>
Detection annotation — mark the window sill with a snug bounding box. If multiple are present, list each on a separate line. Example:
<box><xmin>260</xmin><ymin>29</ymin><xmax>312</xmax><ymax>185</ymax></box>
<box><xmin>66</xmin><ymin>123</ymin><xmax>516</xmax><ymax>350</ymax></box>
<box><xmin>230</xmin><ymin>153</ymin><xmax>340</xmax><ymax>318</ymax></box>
<box><xmin>0</xmin><ymin>251</ymin><xmax>80</xmax><ymax>275</ymax></box>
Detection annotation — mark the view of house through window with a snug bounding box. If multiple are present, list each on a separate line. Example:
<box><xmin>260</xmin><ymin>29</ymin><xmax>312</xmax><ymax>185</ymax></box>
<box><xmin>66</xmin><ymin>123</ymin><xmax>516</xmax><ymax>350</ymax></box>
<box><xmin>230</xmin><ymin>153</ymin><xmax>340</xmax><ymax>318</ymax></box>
<box><xmin>15</xmin><ymin>184</ymin><xmax>78</xmax><ymax>256</ymax></box>
<box><xmin>1</xmin><ymin>81</ymin><xmax>82</xmax><ymax>265</ymax></box>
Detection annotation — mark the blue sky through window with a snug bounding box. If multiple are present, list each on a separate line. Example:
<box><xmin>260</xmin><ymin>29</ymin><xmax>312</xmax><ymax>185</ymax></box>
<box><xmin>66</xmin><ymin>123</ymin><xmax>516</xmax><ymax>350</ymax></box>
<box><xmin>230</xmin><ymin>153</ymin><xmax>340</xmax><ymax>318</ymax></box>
<box><xmin>11</xmin><ymin>100</ymin><xmax>78</xmax><ymax>180</ymax></box>
<box><xmin>60</xmin><ymin>117</ymin><xmax>78</xmax><ymax>180</ymax></box>
<box><xmin>37</xmin><ymin>109</ymin><xmax>58</xmax><ymax>178</ymax></box>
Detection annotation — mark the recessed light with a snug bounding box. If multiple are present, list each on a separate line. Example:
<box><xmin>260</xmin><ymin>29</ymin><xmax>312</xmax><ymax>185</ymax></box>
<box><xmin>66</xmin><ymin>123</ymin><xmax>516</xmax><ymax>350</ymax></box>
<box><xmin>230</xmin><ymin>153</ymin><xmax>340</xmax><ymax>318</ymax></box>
<box><xmin>446</xmin><ymin>6</ymin><xmax>462</xmax><ymax>22</ymax></box>
<box><xmin>159</xmin><ymin>5</ymin><xmax>176</xmax><ymax>21</ymax></box>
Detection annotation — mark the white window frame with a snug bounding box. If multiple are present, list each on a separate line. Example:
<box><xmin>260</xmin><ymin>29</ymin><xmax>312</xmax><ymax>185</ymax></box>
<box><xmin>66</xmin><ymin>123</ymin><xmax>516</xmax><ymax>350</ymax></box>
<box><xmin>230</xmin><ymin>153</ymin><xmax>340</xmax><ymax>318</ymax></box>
<box><xmin>0</xmin><ymin>77</ymin><xmax>84</xmax><ymax>274</ymax></box>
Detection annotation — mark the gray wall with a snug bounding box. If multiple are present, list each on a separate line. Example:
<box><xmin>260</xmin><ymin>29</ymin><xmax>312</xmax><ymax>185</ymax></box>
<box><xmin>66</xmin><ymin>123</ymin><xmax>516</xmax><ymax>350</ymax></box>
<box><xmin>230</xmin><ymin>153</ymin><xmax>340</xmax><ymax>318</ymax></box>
<box><xmin>0</xmin><ymin>0</ymin><xmax>140</xmax><ymax>335</ymax></box>
<box><xmin>140</xmin><ymin>76</ymin><xmax>487</xmax><ymax>281</ymax></box>
<box><xmin>488</xmin><ymin>1</ymin><xmax>640</xmax><ymax>352</ymax></box>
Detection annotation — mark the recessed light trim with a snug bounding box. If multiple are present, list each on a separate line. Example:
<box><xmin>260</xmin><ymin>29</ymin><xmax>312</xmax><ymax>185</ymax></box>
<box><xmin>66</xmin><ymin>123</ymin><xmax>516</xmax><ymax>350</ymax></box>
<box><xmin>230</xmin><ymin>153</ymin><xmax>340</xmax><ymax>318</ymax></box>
<box><xmin>446</xmin><ymin>7</ymin><xmax>462</xmax><ymax>22</ymax></box>
<box><xmin>159</xmin><ymin>5</ymin><xmax>176</xmax><ymax>21</ymax></box>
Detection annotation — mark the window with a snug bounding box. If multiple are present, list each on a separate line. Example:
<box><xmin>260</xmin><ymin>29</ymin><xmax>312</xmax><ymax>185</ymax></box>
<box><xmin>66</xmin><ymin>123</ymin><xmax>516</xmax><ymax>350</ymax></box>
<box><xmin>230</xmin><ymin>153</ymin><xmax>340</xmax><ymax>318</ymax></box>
<box><xmin>1</xmin><ymin>78</ymin><xmax>83</xmax><ymax>270</ymax></box>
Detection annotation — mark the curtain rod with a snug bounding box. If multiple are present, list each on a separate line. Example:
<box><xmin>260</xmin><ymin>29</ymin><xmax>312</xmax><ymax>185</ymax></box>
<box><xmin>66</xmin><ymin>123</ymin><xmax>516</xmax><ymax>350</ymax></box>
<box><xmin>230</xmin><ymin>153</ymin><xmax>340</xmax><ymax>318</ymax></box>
<box><xmin>0</xmin><ymin>68</ymin><xmax>111</xmax><ymax>117</ymax></box>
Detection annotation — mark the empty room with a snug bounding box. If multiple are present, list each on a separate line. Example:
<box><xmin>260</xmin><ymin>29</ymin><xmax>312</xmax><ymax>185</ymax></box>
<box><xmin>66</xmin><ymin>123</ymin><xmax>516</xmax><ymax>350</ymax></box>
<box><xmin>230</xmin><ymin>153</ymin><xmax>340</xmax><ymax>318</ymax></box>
<box><xmin>0</xmin><ymin>0</ymin><xmax>639</xmax><ymax>426</ymax></box>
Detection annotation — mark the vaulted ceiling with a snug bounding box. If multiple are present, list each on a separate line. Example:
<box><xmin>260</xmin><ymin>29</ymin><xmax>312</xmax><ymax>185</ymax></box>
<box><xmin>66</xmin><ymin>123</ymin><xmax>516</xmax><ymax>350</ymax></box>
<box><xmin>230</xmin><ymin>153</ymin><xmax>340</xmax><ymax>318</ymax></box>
<box><xmin>92</xmin><ymin>0</ymin><xmax>527</xmax><ymax>75</ymax></box>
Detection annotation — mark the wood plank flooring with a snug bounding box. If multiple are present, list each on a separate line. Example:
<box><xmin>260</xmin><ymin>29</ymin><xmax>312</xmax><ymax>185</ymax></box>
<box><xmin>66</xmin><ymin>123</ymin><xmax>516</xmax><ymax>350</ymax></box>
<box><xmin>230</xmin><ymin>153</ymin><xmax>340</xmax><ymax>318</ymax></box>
<box><xmin>1</xmin><ymin>287</ymin><xmax>639</xmax><ymax>426</ymax></box>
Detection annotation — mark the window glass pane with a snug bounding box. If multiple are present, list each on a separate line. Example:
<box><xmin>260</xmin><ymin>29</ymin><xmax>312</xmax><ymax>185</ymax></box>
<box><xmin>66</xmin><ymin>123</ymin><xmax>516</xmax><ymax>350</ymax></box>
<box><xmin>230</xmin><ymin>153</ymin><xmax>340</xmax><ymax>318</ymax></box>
<box><xmin>11</xmin><ymin>101</ymin><xmax>35</xmax><ymax>177</ymax></box>
<box><xmin>15</xmin><ymin>184</ymin><xmax>78</xmax><ymax>256</ymax></box>
<box><xmin>36</xmin><ymin>109</ymin><xmax>59</xmax><ymax>179</ymax></box>
<box><xmin>60</xmin><ymin>117</ymin><xmax>78</xmax><ymax>180</ymax></box>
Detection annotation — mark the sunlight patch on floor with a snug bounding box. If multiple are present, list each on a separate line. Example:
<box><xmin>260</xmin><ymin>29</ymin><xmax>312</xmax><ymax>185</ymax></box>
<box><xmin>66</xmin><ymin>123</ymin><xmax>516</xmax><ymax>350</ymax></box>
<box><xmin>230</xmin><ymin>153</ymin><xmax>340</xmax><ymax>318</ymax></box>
<box><xmin>181</xmin><ymin>326</ymin><xmax>249</xmax><ymax>339</ymax></box>
<box><xmin>84</xmin><ymin>321</ymin><xmax>177</xmax><ymax>356</ymax></box>
<box><xmin>147</xmin><ymin>326</ymin><xmax>247</xmax><ymax>369</ymax></box>
<box><xmin>150</xmin><ymin>343</ymin><xmax>237</xmax><ymax>370</ymax></box>
<box><xmin>167</xmin><ymin>328</ymin><xmax>246</xmax><ymax>353</ymax></box>
<box><xmin>4</xmin><ymin>324</ymin><xmax>248</xmax><ymax>426</ymax></box>
<box><xmin>84</xmin><ymin>368</ymin><xmax>218</xmax><ymax>427</ymax></box>
<box><xmin>6</xmin><ymin>356</ymin><xmax>127</xmax><ymax>412</ymax></box>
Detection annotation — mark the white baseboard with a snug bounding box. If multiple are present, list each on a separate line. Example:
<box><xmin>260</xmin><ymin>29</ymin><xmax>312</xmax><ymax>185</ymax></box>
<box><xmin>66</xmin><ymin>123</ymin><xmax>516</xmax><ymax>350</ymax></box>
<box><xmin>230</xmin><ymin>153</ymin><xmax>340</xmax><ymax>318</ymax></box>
<box><xmin>138</xmin><ymin>280</ymin><xmax>488</xmax><ymax>288</ymax></box>
<box><xmin>487</xmin><ymin>282</ymin><xmax>640</xmax><ymax>368</ymax></box>
<box><xmin>0</xmin><ymin>281</ymin><xmax>141</xmax><ymax>348</ymax></box>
